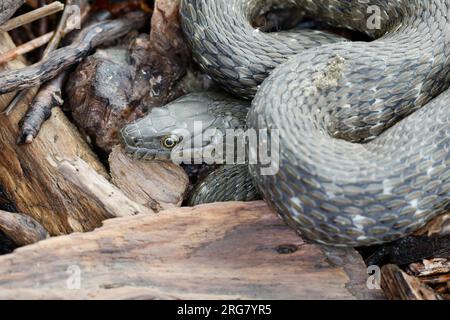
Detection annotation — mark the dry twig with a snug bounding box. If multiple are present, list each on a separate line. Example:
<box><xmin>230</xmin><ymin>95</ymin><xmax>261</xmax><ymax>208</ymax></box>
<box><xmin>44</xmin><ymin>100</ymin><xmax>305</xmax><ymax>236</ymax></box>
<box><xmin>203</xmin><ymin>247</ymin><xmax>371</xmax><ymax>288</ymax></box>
<box><xmin>0</xmin><ymin>1</ymin><xmax>64</xmax><ymax>32</ymax></box>
<box><xmin>0</xmin><ymin>31</ymin><xmax>54</xmax><ymax>65</ymax></box>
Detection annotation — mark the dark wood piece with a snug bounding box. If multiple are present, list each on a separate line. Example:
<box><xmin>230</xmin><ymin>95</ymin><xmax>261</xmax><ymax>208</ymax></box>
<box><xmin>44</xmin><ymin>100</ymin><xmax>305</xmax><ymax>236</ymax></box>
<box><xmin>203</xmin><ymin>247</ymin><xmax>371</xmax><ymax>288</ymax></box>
<box><xmin>19</xmin><ymin>73</ymin><xmax>66</xmax><ymax>144</ymax></box>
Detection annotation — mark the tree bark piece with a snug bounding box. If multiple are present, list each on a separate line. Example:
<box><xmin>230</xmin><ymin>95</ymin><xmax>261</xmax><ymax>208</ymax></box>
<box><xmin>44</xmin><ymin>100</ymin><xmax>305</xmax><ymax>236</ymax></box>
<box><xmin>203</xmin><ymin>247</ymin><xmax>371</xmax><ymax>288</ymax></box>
<box><xmin>0</xmin><ymin>201</ymin><xmax>383</xmax><ymax>300</ymax></box>
<box><xmin>0</xmin><ymin>0</ymin><xmax>25</xmax><ymax>26</ymax></box>
<box><xmin>0</xmin><ymin>11</ymin><xmax>147</xmax><ymax>95</ymax></box>
<box><xmin>381</xmin><ymin>264</ymin><xmax>442</xmax><ymax>300</ymax></box>
<box><xmin>65</xmin><ymin>47</ymin><xmax>144</xmax><ymax>152</ymax></box>
<box><xmin>0</xmin><ymin>32</ymin><xmax>152</xmax><ymax>236</ymax></box>
<box><xmin>109</xmin><ymin>146</ymin><xmax>189</xmax><ymax>211</ymax></box>
<box><xmin>0</xmin><ymin>210</ymin><xmax>48</xmax><ymax>246</ymax></box>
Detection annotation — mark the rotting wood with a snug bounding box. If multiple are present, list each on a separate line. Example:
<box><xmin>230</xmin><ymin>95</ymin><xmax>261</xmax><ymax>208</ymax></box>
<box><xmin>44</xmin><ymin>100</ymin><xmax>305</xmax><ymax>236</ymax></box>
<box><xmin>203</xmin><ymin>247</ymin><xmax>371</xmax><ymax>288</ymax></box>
<box><xmin>0</xmin><ymin>31</ymin><xmax>153</xmax><ymax>236</ymax></box>
<box><xmin>409</xmin><ymin>259</ymin><xmax>450</xmax><ymax>277</ymax></box>
<box><xmin>381</xmin><ymin>264</ymin><xmax>442</xmax><ymax>300</ymax></box>
<box><xmin>0</xmin><ymin>201</ymin><xmax>384</xmax><ymax>300</ymax></box>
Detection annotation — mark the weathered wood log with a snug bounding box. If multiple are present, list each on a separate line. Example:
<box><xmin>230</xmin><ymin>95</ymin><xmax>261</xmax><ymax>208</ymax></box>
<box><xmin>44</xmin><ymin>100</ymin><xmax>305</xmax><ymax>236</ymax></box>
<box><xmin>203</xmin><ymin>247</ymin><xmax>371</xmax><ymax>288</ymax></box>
<box><xmin>381</xmin><ymin>264</ymin><xmax>442</xmax><ymax>300</ymax></box>
<box><xmin>0</xmin><ymin>11</ymin><xmax>147</xmax><ymax>95</ymax></box>
<box><xmin>0</xmin><ymin>201</ymin><xmax>384</xmax><ymax>300</ymax></box>
<box><xmin>0</xmin><ymin>31</ymin><xmax>153</xmax><ymax>235</ymax></box>
<box><xmin>0</xmin><ymin>210</ymin><xmax>48</xmax><ymax>246</ymax></box>
<box><xmin>109</xmin><ymin>146</ymin><xmax>189</xmax><ymax>211</ymax></box>
<box><xmin>0</xmin><ymin>0</ymin><xmax>25</xmax><ymax>26</ymax></box>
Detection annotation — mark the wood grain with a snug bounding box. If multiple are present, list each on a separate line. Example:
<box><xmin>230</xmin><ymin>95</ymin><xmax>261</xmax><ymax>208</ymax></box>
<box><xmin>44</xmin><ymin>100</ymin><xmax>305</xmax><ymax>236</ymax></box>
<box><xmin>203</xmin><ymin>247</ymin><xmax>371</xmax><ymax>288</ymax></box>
<box><xmin>0</xmin><ymin>201</ymin><xmax>384</xmax><ymax>300</ymax></box>
<box><xmin>110</xmin><ymin>146</ymin><xmax>189</xmax><ymax>211</ymax></box>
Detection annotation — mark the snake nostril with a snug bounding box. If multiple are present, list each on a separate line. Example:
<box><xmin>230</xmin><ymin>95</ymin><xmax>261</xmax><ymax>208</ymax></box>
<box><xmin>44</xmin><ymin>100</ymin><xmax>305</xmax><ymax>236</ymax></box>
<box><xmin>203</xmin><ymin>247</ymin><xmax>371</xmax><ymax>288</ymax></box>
<box><xmin>276</xmin><ymin>244</ymin><xmax>299</xmax><ymax>254</ymax></box>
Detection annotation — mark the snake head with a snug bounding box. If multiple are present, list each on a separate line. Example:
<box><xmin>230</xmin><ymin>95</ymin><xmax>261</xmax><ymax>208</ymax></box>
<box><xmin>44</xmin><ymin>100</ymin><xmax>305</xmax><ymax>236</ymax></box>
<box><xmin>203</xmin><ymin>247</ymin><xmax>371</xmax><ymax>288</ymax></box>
<box><xmin>120</xmin><ymin>92</ymin><xmax>248</xmax><ymax>162</ymax></box>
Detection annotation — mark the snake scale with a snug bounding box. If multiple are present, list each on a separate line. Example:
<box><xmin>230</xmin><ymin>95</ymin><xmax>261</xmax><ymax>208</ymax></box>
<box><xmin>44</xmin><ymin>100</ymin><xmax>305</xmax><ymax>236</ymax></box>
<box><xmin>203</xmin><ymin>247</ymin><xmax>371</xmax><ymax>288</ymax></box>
<box><xmin>121</xmin><ymin>0</ymin><xmax>450</xmax><ymax>246</ymax></box>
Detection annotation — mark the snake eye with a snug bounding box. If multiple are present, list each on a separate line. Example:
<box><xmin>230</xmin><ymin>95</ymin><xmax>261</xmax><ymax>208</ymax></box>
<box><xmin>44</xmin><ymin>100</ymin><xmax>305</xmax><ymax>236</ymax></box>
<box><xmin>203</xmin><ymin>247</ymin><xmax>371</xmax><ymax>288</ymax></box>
<box><xmin>162</xmin><ymin>135</ymin><xmax>180</xmax><ymax>149</ymax></box>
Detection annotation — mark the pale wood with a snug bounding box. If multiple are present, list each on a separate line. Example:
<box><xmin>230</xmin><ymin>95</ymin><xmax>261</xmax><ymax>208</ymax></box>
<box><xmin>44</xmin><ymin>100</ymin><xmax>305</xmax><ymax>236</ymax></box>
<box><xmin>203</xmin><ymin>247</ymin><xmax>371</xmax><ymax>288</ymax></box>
<box><xmin>0</xmin><ymin>201</ymin><xmax>384</xmax><ymax>300</ymax></box>
<box><xmin>109</xmin><ymin>146</ymin><xmax>189</xmax><ymax>211</ymax></box>
<box><xmin>0</xmin><ymin>32</ymin><xmax>152</xmax><ymax>236</ymax></box>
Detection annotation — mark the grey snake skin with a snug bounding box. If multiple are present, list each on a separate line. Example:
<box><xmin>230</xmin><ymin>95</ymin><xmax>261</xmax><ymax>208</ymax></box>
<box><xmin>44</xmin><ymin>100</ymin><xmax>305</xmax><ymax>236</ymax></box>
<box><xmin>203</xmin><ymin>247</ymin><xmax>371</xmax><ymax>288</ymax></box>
<box><xmin>122</xmin><ymin>0</ymin><xmax>450</xmax><ymax>246</ymax></box>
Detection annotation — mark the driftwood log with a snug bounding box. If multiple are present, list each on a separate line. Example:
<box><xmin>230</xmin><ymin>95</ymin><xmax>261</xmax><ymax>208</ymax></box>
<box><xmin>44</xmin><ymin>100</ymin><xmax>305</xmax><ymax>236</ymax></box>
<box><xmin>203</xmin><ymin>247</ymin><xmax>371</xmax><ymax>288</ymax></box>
<box><xmin>0</xmin><ymin>201</ymin><xmax>384</xmax><ymax>300</ymax></box>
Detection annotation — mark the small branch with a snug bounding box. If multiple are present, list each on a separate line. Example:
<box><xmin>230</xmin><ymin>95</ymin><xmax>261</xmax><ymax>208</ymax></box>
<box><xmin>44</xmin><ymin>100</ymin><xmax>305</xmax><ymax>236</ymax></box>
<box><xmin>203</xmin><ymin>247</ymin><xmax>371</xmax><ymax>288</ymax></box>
<box><xmin>0</xmin><ymin>11</ymin><xmax>147</xmax><ymax>95</ymax></box>
<box><xmin>2</xmin><ymin>0</ymin><xmax>72</xmax><ymax>115</ymax></box>
<box><xmin>0</xmin><ymin>31</ymin><xmax>54</xmax><ymax>65</ymax></box>
<box><xmin>18</xmin><ymin>72</ymin><xmax>66</xmax><ymax>144</ymax></box>
<box><xmin>18</xmin><ymin>8</ymin><xmax>111</xmax><ymax>144</ymax></box>
<box><xmin>0</xmin><ymin>1</ymin><xmax>64</xmax><ymax>32</ymax></box>
<box><xmin>0</xmin><ymin>210</ymin><xmax>49</xmax><ymax>246</ymax></box>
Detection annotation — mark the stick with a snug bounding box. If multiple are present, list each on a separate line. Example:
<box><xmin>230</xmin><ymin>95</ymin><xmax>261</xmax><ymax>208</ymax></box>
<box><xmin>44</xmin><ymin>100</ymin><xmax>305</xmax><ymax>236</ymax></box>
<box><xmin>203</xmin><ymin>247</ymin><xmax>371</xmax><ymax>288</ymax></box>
<box><xmin>0</xmin><ymin>31</ymin><xmax>54</xmax><ymax>65</ymax></box>
<box><xmin>0</xmin><ymin>11</ymin><xmax>147</xmax><ymax>95</ymax></box>
<box><xmin>18</xmin><ymin>72</ymin><xmax>65</xmax><ymax>144</ymax></box>
<box><xmin>0</xmin><ymin>1</ymin><xmax>64</xmax><ymax>32</ymax></box>
<box><xmin>18</xmin><ymin>9</ymin><xmax>110</xmax><ymax>144</ymax></box>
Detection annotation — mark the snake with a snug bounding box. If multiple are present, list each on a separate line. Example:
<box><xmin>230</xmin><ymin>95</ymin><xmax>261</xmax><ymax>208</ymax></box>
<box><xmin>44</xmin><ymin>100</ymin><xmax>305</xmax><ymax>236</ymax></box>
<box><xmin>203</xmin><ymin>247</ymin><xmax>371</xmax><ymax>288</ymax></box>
<box><xmin>121</xmin><ymin>0</ymin><xmax>450</xmax><ymax>246</ymax></box>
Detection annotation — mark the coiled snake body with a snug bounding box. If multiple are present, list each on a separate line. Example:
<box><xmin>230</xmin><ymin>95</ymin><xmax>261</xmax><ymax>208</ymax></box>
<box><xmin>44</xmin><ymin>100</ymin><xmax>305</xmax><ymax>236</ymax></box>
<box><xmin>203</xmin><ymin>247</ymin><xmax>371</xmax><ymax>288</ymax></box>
<box><xmin>122</xmin><ymin>0</ymin><xmax>450</xmax><ymax>246</ymax></box>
